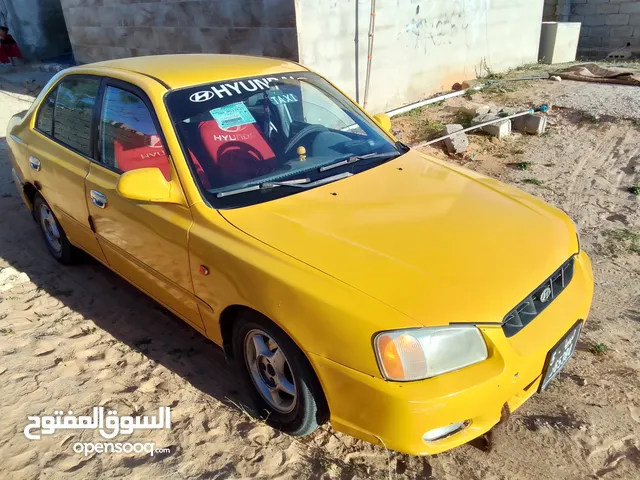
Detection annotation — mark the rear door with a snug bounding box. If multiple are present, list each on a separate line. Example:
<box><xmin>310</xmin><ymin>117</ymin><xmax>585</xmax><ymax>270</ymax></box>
<box><xmin>28</xmin><ymin>75</ymin><xmax>107</xmax><ymax>262</ymax></box>
<box><xmin>84</xmin><ymin>79</ymin><xmax>204</xmax><ymax>330</ymax></box>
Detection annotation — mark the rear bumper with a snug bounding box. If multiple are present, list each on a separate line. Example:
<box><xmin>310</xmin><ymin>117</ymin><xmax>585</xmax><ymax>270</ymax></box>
<box><xmin>309</xmin><ymin>251</ymin><xmax>594</xmax><ymax>455</ymax></box>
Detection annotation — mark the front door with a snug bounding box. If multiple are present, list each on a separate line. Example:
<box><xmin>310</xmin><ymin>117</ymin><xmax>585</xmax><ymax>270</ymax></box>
<box><xmin>85</xmin><ymin>81</ymin><xmax>203</xmax><ymax>330</ymax></box>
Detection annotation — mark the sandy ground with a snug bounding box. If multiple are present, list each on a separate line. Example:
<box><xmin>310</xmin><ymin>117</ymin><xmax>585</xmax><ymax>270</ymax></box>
<box><xmin>1</xmin><ymin>76</ymin><xmax>639</xmax><ymax>479</ymax></box>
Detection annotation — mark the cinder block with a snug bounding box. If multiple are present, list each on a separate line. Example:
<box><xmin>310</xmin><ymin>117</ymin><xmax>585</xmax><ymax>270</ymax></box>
<box><xmin>199</xmin><ymin>28</ymin><xmax>232</xmax><ymax>54</ymax></box>
<box><xmin>443</xmin><ymin>124</ymin><xmax>469</xmax><ymax>155</ymax></box>
<box><xmin>569</xmin><ymin>15</ymin><xmax>585</xmax><ymax>23</ymax></box>
<box><xmin>543</xmin><ymin>5</ymin><xmax>556</xmax><ymax>20</ymax></box>
<box><xmin>606</xmin><ymin>14</ymin><xmax>630</xmax><ymax>26</ymax></box>
<box><xmin>229</xmin><ymin>0</ymin><xmax>264</xmax><ymax>28</ymax></box>
<box><xmin>264</xmin><ymin>0</ymin><xmax>297</xmax><ymax>28</ymax></box>
<box><xmin>262</xmin><ymin>28</ymin><xmax>298</xmax><ymax>60</ymax></box>
<box><xmin>602</xmin><ymin>36</ymin><xmax>631</xmax><ymax>48</ymax></box>
<box><xmin>580</xmin><ymin>36</ymin><xmax>603</xmax><ymax>48</ymax></box>
<box><xmin>472</xmin><ymin>115</ymin><xmax>511</xmax><ymax>139</ymax></box>
<box><xmin>573</xmin><ymin>4</ymin><xmax>596</xmax><ymax>16</ymax></box>
<box><xmin>583</xmin><ymin>15</ymin><xmax>607</xmax><ymax>26</ymax></box>
<box><xmin>597</xmin><ymin>4</ymin><xmax>620</xmax><ymax>15</ymax></box>
<box><xmin>200</xmin><ymin>1</ymin><xmax>234</xmax><ymax>27</ymax></box>
<box><xmin>589</xmin><ymin>25</ymin><xmax>611</xmax><ymax>37</ymax></box>
<box><xmin>621</xmin><ymin>3</ymin><xmax>640</xmax><ymax>15</ymax></box>
<box><xmin>484</xmin><ymin>120</ymin><xmax>511</xmax><ymax>140</ymax></box>
<box><xmin>630</xmin><ymin>14</ymin><xmax>640</xmax><ymax>26</ymax></box>
<box><xmin>229</xmin><ymin>28</ymin><xmax>265</xmax><ymax>55</ymax></box>
<box><xmin>609</xmin><ymin>25</ymin><xmax>634</xmax><ymax>37</ymax></box>
<box><xmin>512</xmin><ymin>114</ymin><xmax>548</xmax><ymax>135</ymax></box>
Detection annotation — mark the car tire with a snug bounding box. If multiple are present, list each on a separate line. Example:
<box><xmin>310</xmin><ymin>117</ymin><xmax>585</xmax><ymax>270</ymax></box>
<box><xmin>34</xmin><ymin>193</ymin><xmax>77</xmax><ymax>265</ymax></box>
<box><xmin>233</xmin><ymin>311</ymin><xmax>329</xmax><ymax>436</ymax></box>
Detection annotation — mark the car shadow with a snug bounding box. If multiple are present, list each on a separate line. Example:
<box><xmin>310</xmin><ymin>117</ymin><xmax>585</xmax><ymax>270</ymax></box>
<box><xmin>0</xmin><ymin>135</ymin><xmax>255</xmax><ymax>416</ymax></box>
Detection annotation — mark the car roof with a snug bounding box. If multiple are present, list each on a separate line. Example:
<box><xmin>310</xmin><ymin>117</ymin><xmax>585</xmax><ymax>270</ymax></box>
<box><xmin>87</xmin><ymin>54</ymin><xmax>308</xmax><ymax>90</ymax></box>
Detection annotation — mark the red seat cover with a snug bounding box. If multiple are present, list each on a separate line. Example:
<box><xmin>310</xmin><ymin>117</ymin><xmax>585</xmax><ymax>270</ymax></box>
<box><xmin>114</xmin><ymin>134</ymin><xmax>211</xmax><ymax>188</ymax></box>
<box><xmin>198</xmin><ymin>120</ymin><xmax>276</xmax><ymax>184</ymax></box>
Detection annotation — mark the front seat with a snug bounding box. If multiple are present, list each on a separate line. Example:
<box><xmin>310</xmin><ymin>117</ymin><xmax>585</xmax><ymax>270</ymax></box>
<box><xmin>198</xmin><ymin>120</ymin><xmax>277</xmax><ymax>184</ymax></box>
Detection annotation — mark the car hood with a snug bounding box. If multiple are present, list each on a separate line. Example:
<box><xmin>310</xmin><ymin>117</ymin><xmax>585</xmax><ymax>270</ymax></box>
<box><xmin>220</xmin><ymin>150</ymin><xmax>578</xmax><ymax>325</ymax></box>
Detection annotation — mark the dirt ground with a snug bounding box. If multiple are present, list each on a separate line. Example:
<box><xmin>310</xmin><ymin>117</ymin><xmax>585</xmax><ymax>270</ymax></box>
<box><xmin>1</xmin><ymin>73</ymin><xmax>639</xmax><ymax>480</ymax></box>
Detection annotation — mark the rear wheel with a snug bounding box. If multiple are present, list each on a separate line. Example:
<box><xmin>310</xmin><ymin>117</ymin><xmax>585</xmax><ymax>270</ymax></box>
<box><xmin>233</xmin><ymin>312</ymin><xmax>329</xmax><ymax>436</ymax></box>
<box><xmin>34</xmin><ymin>194</ymin><xmax>77</xmax><ymax>264</ymax></box>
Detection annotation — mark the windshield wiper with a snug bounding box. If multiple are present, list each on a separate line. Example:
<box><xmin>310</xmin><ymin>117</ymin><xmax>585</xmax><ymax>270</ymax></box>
<box><xmin>319</xmin><ymin>151</ymin><xmax>400</xmax><ymax>172</ymax></box>
<box><xmin>216</xmin><ymin>178</ymin><xmax>310</xmax><ymax>198</ymax></box>
<box><xmin>261</xmin><ymin>178</ymin><xmax>311</xmax><ymax>189</ymax></box>
<box><xmin>216</xmin><ymin>173</ymin><xmax>353</xmax><ymax>198</ymax></box>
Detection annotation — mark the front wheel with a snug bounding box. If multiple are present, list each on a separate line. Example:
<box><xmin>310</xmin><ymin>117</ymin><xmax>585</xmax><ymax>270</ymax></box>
<box><xmin>34</xmin><ymin>194</ymin><xmax>77</xmax><ymax>264</ymax></box>
<box><xmin>233</xmin><ymin>312</ymin><xmax>329</xmax><ymax>436</ymax></box>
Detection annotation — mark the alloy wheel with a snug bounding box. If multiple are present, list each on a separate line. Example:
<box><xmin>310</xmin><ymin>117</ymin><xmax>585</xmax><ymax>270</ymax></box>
<box><xmin>39</xmin><ymin>203</ymin><xmax>62</xmax><ymax>254</ymax></box>
<box><xmin>244</xmin><ymin>328</ymin><xmax>297</xmax><ymax>414</ymax></box>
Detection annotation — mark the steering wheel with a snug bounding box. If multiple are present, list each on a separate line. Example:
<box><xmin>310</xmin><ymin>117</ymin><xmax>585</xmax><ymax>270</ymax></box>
<box><xmin>283</xmin><ymin>124</ymin><xmax>328</xmax><ymax>156</ymax></box>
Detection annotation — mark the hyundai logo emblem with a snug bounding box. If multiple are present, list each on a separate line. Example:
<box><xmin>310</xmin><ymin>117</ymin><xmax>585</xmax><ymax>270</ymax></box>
<box><xmin>189</xmin><ymin>90</ymin><xmax>215</xmax><ymax>103</ymax></box>
<box><xmin>540</xmin><ymin>286</ymin><xmax>552</xmax><ymax>303</ymax></box>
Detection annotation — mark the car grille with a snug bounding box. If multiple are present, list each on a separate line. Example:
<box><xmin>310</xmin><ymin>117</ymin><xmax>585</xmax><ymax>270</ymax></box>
<box><xmin>502</xmin><ymin>257</ymin><xmax>575</xmax><ymax>337</ymax></box>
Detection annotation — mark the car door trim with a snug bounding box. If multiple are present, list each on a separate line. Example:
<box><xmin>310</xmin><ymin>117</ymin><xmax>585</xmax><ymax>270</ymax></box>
<box><xmin>95</xmin><ymin>235</ymin><xmax>212</xmax><ymax>311</ymax></box>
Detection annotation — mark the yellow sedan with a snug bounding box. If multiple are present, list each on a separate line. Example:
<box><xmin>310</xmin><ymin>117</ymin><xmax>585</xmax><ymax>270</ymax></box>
<box><xmin>7</xmin><ymin>54</ymin><xmax>594</xmax><ymax>455</ymax></box>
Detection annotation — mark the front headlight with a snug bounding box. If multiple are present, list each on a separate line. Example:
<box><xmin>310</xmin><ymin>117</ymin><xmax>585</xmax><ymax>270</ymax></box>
<box><xmin>374</xmin><ymin>326</ymin><xmax>488</xmax><ymax>381</ymax></box>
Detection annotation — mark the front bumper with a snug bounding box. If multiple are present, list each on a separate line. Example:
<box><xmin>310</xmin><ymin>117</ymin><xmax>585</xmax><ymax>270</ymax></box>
<box><xmin>309</xmin><ymin>251</ymin><xmax>594</xmax><ymax>455</ymax></box>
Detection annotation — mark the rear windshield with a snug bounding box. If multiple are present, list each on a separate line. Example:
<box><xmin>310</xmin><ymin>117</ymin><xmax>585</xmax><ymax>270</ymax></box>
<box><xmin>166</xmin><ymin>72</ymin><xmax>402</xmax><ymax>208</ymax></box>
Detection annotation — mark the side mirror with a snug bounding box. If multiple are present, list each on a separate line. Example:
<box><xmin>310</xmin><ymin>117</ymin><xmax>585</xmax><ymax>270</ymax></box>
<box><xmin>117</xmin><ymin>168</ymin><xmax>171</xmax><ymax>203</ymax></box>
<box><xmin>373</xmin><ymin>113</ymin><xmax>392</xmax><ymax>134</ymax></box>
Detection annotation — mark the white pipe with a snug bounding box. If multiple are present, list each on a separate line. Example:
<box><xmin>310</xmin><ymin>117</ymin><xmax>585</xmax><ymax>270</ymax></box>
<box><xmin>362</xmin><ymin>0</ymin><xmax>376</xmax><ymax>110</ymax></box>
<box><xmin>387</xmin><ymin>85</ymin><xmax>485</xmax><ymax>118</ymax></box>
<box><xmin>412</xmin><ymin>109</ymin><xmax>535</xmax><ymax>149</ymax></box>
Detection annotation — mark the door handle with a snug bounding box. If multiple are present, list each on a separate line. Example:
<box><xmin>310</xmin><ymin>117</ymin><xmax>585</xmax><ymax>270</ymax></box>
<box><xmin>90</xmin><ymin>190</ymin><xmax>107</xmax><ymax>209</ymax></box>
<box><xmin>29</xmin><ymin>156</ymin><xmax>41</xmax><ymax>171</ymax></box>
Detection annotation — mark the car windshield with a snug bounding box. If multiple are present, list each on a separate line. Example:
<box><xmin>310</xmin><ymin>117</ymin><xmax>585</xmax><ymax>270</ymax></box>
<box><xmin>166</xmin><ymin>72</ymin><xmax>404</xmax><ymax>208</ymax></box>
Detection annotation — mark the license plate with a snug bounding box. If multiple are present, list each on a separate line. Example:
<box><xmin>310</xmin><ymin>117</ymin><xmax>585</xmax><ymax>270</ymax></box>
<box><xmin>539</xmin><ymin>321</ymin><xmax>583</xmax><ymax>392</ymax></box>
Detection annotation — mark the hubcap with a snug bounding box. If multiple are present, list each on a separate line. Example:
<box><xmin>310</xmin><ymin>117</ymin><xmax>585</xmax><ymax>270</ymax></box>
<box><xmin>244</xmin><ymin>329</ymin><xmax>297</xmax><ymax>414</ymax></box>
<box><xmin>39</xmin><ymin>204</ymin><xmax>62</xmax><ymax>254</ymax></box>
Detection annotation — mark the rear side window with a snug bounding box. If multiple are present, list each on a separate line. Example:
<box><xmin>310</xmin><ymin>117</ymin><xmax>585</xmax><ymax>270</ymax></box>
<box><xmin>98</xmin><ymin>86</ymin><xmax>170</xmax><ymax>180</ymax></box>
<box><xmin>36</xmin><ymin>87</ymin><xmax>58</xmax><ymax>135</ymax></box>
<box><xmin>53</xmin><ymin>77</ymin><xmax>100</xmax><ymax>156</ymax></box>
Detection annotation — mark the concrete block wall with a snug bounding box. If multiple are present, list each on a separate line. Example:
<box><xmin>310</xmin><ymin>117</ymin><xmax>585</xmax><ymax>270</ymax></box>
<box><xmin>544</xmin><ymin>0</ymin><xmax>640</xmax><ymax>58</ymax></box>
<box><xmin>0</xmin><ymin>0</ymin><xmax>72</xmax><ymax>60</ymax></box>
<box><xmin>60</xmin><ymin>0</ymin><xmax>298</xmax><ymax>64</ymax></box>
<box><xmin>296</xmin><ymin>0</ymin><xmax>545</xmax><ymax>113</ymax></box>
